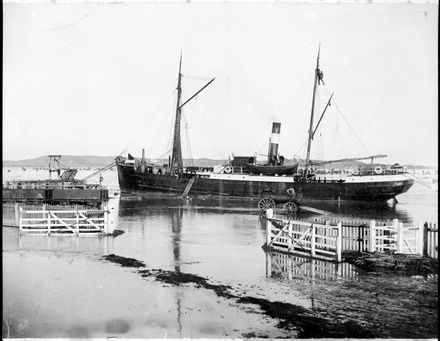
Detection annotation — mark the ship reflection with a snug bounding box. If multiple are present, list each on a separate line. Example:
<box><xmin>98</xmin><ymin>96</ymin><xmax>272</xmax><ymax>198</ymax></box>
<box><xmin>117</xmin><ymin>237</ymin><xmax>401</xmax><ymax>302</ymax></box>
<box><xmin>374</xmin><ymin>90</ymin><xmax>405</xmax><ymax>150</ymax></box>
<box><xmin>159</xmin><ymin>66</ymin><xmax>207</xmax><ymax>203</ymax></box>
<box><xmin>118</xmin><ymin>194</ymin><xmax>411</xmax><ymax>223</ymax></box>
<box><xmin>170</xmin><ymin>207</ymin><xmax>183</xmax><ymax>338</ymax></box>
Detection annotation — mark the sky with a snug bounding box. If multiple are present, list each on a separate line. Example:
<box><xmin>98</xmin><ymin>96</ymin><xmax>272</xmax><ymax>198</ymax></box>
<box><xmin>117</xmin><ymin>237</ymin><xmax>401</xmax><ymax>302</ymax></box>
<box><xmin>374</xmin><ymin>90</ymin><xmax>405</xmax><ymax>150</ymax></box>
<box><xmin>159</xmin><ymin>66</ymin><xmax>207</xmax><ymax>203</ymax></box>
<box><xmin>3</xmin><ymin>2</ymin><xmax>438</xmax><ymax>166</ymax></box>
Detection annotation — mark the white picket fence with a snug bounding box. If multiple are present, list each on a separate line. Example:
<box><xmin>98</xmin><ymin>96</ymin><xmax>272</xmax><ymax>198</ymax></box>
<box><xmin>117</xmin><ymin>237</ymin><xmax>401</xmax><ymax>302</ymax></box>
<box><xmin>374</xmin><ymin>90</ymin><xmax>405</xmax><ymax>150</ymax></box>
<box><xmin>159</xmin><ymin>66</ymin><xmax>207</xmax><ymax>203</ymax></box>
<box><xmin>19</xmin><ymin>202</ymin><xmax>117</xmax><ymax>236</ymax></box>
<box><xmin>265</xmin><ymin>210</ymin><xmax>438</xmax><ymax>262</ymax></box>
<box><xmin>265</xmin><ymin>209</ymin><xmax>343</xmax><ymax>262</ymax></box>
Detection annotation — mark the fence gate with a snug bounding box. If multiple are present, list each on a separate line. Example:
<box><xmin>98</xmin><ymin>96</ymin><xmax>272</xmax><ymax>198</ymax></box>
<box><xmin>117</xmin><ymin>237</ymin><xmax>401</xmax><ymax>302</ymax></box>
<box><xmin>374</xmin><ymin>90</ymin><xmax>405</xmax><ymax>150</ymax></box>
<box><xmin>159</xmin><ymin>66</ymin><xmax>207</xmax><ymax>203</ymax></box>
<box><xmin>19</xmin><ymin>207</ymin><xmax>113</xmax><ymax>235</ymax></box>
<box><xmin>371</xmin><ymin>220</ymin><xmax>398</xmax><ymax>253</ymax></box>
<box><xmin>265</xmin><ymin>209</ymin><xmax>342</xmax><ymax>262</ymax></box>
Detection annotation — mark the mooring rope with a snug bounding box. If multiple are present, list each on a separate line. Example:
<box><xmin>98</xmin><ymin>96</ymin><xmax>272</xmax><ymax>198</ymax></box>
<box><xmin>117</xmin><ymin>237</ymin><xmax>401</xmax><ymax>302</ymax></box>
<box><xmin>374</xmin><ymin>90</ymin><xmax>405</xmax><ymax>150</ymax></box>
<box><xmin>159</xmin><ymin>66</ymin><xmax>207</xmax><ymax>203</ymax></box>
<box><xmin>403</xmin><ymin>173</ymin><xmax>435</xmax><ymax>189</ymax></box>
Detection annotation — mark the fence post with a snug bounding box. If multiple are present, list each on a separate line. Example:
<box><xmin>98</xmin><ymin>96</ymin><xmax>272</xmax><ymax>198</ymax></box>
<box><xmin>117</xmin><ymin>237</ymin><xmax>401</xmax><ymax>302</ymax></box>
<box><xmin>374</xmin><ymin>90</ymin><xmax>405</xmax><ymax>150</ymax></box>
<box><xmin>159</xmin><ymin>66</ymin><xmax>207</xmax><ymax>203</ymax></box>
<box><xmin>417</xmin><ymin>221</ymin><xmax>424</xmax><ymax>256</ymax></box>
<box><xmin>423</xmin><ymin>222</ymin><xmax>429</xmax><ymax>257</ymax></box>
<box><xmin>76</xmin><ymin>211</ymin><xmax>80</xmax><ymax>236</ymax></box>
<box><xmin>369</xmin><ymin>220</ymin><xmax>376</xmax><ymax>252</ymax></box>
<box><xmin>397</xmin><ymin>222</ymin><xmax>404</xmax><ymax>254</ymax></box>
<box><xmin>47</xmin><ymin>209</ymin><xmax>51</xmax><ymax>236</ymax></box>
<box><xmin>392</xmin><ymin>218</ymin><xmax>399</xmax><ymax>252</ymax></box>
<box><xmin>287</xmin><ymin>221</ymin><xmax>292</xmax><ymax>250</ymax></box>
<box><xmin>106</xmin><ymin>200</ymin><xmax>116</xmax><ymax>235</ymax></box>
<box><xmin>311</xmin><ymin>224</ymin><xmax>316</xmax><ymax>257</ymax></box>
<box><xmin>14</xmin><ymin>203</ymin><xmax>20</xmax><ymax>227</ymax></box>
<box><xmin>19</xmin><ymin>207</ymin><xmax>23</xmax><ymax>235</ymax></box>
<box><xmin>266</xmin><ymin>209</ymin><xmax>273</xmax><ymax>247</ymax></box>
<box><xmin>103</xmin><ymin>205</ymin><xmax>109</xmax><ymax>234</ymax></box>
<box><xmin>336</xmin><ymin>222</ymin><xmax>342</xmax><ymax>262</ymax></box>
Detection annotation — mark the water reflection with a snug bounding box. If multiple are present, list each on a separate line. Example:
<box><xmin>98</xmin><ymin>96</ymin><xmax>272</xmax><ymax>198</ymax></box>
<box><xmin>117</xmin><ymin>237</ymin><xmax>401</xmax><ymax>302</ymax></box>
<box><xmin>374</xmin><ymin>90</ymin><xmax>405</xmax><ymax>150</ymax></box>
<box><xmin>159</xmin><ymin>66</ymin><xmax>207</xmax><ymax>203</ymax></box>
<box><xmin>117</xmin><ymin>195</ymin><xmax>415</xmax><ymax>224</ymax></box>
<box><xmin>171</xmin><ymin>208</ymin><xmax>183</xmax><ymax>338</ymax></box>
<box><xmin>14</xmin><ymin>231</ymin><xmax>114</xmax><ymax>256</ymax></box>
<box><xmin>265</xmin><ymin>251</ymin><xmax>358</xmax><ymax>282</ymax></box>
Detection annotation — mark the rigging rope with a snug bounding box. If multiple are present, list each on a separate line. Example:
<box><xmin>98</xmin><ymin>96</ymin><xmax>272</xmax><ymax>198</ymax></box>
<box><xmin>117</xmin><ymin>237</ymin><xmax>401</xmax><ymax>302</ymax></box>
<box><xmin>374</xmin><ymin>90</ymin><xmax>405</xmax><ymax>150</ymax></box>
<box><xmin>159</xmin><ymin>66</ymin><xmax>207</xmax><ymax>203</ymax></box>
<box><xmin>118</xmin><ymin>86</ymin><xmax>177</xmax><ymax>156</ymax></box>
<box><xmin>81</xmin><ymin>161</ymin><xmax>116</xmax><ymax>181</ymax></box>
<box><xmin>239</xmin><ymin>75</ymin><xmax>313</xmax><ymax>155</ymax></box>
<box><xmin>182</xmin><ymin>112</ymin><xmax>194</xmax><ymax>167</ymax></box>
<box><xmin>403</xmin><ymin>173</ymin><xmax>435</xmax><ymax>189</ymax></box>
<box><xmin>191</xmin><ymin>108</ymin><xmax>227</xmax><ymax>160</ymax></box>
<box><xmin>322</xmin><ymin>85</ymin><xmax>371</xmax><ymax>156</ymax></box>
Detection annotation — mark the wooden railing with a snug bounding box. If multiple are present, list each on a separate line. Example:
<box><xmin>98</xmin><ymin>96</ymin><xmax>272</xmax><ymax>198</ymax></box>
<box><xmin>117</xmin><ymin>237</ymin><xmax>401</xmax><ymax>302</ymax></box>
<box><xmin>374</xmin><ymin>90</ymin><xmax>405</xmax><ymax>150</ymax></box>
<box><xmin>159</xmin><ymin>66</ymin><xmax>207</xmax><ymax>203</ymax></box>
<box><xmin>18</xmin><ymin>203</ymin><xmax>117</xmax><ymax>236</ymax></box>
<box><xmin>264</xmin><ymin>210</ymin><xmax>438</xmax><ymax>261</ymax></box>
<box><xmin>265</xmin><ymin>209</ymin><xmax>342</xmax><ymax>262</ymax></box>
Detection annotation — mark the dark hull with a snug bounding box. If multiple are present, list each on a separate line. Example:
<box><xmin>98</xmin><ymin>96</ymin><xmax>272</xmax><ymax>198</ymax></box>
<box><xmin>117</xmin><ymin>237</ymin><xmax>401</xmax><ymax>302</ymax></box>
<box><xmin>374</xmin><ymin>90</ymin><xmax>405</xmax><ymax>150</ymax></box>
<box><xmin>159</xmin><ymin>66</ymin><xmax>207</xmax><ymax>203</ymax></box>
<box><xmin>248</xmin><ymin>164</ymin><xmax>299</xmax><ymax>175</ymax></box>
<box><xmin>117</xmin><ymin>164</ymin><xmax>414</xmax><ymax>202</ymax></box>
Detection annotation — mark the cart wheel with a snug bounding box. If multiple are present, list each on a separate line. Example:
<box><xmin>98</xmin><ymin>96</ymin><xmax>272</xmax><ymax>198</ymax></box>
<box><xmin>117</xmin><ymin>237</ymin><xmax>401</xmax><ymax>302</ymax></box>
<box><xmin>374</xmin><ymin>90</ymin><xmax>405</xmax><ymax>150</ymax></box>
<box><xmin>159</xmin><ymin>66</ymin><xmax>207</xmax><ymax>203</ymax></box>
<box><xmin>258</xmin><ymin>198</ymin><xmax>276</xmax><ymax>212</ymax></box>
<box><xmin>283</xmin><ymin>201</ymin><xmax>298</xmax><ymax>214</ymax></box>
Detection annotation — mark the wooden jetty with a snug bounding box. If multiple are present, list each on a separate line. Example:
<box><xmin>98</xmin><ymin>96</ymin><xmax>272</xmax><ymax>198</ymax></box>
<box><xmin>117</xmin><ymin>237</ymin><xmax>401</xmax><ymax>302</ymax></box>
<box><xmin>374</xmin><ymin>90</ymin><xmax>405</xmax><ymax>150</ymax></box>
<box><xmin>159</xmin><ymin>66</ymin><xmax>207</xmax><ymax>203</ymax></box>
<box><xmin>264</xmin><ymin>209</ymin><xmax>438</xmax><ymax>262</ymax></box>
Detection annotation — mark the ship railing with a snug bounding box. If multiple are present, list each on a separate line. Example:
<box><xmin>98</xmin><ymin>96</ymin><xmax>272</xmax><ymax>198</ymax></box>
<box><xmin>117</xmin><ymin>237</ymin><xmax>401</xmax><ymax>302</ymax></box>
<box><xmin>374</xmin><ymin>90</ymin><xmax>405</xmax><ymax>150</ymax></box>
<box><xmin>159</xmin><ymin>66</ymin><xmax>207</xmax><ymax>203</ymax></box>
<box><xmin>3</xmin><ymin>183</ymin><xmax>106</xmax><ymax>190</ymax></box>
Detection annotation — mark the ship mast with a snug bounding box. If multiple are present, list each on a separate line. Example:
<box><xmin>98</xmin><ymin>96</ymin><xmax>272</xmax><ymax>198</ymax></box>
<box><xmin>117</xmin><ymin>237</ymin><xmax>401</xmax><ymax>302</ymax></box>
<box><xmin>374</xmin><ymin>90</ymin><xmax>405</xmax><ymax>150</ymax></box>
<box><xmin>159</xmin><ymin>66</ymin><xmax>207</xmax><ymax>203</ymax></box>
<box><xmin>170</xmin><ymin>53</ymin><xmax>184</xmax><ymax>174</ymax></box>
<box><xmin>305</xmin><ymin>45</ymin><xmax>323</xmax><ymax>175</ymax></box>
<box><xmin>169</xmin><ymin>54</ymin><xmax>215</xmax><ymax>174</ymax></box>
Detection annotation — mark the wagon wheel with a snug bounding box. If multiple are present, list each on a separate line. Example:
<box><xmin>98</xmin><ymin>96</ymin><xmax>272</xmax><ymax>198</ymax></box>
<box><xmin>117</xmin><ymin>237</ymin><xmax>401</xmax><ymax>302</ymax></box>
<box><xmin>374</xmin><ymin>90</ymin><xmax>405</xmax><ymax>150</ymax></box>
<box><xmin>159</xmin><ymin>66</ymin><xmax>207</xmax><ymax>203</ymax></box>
<box><xmin>283</xmin><ymin>201</ymin><xmax>298</xmax><ymax>214</ymax></box>
<box><xmin>258</xmin><ymin>198</ymin><xmax>276</xmax><ymax>212</ymax></box>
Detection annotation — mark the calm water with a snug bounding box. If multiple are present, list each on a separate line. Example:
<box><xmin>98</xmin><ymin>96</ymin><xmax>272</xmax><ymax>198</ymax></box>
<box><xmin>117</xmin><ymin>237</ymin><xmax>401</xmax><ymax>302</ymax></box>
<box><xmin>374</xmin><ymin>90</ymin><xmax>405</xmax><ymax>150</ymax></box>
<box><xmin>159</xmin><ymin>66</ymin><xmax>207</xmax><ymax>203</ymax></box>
<box><xmin>2</xmin><ymin>167</ymin><xmax>438</xmax><ymax>338</ymax></box>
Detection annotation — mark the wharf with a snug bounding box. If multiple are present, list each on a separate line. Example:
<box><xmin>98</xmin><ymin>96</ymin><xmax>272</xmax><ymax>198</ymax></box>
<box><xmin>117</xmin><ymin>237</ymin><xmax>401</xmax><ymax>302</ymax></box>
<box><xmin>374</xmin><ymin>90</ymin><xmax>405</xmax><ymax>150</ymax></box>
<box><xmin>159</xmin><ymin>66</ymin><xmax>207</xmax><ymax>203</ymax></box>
<box><xmin>3</xmin><ymin>182</ymin><xmax>108</xmax><ymax>206</ymax></box>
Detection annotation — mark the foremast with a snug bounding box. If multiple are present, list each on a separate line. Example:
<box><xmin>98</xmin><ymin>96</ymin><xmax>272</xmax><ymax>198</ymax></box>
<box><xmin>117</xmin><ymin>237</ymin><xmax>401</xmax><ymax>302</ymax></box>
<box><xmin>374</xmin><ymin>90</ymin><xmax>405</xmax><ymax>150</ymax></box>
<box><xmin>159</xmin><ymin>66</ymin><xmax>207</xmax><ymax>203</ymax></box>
<box><xmin>169</xmin><ymin>54</ymin><xmax>215</xmax><ymax>174</ymax></box>
<box><xmin>170</xmin><ymin>54</ymin><xmax>184</xmax><ymax>174</ymax></box>
<box><xmin>305</xmin><ymin>45</ymin><xmax>324</xmax><ymax>175</ymax></box>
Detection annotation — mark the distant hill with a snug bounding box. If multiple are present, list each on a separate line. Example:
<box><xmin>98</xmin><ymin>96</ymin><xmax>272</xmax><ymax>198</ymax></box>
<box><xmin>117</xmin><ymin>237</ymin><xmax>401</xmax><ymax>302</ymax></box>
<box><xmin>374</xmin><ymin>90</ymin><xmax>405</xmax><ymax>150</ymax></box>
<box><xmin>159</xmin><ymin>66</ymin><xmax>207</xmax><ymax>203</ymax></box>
<box><xmin>3</xmin><ymin>155</ymin><xmax>116</xmax><ymax>168</ymax></box>
<box><xmin>2</xmin><ymin>155</ymin><xmax>436</xmax><ymax>169</ymax></box>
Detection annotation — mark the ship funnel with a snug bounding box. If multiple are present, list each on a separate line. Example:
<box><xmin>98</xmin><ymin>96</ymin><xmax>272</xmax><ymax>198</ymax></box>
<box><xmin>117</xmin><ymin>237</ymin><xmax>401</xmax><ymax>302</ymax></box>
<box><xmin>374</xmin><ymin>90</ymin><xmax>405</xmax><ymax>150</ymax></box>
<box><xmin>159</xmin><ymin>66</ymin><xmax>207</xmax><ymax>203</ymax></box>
<box><xmin>268</xmin><ymin>122</ymin><xmax>281</xmax><ymax>165</ymax></box>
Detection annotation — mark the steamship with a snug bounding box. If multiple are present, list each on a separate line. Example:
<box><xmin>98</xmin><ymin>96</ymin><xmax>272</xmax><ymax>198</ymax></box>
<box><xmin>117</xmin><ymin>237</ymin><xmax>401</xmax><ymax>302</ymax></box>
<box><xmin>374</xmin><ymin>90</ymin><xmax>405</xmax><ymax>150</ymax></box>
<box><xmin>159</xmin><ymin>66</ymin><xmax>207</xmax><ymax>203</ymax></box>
<box><xmin>116</xmin><ymin>51</ymin><xmax>414</xmax><ymax>202</ymax></box>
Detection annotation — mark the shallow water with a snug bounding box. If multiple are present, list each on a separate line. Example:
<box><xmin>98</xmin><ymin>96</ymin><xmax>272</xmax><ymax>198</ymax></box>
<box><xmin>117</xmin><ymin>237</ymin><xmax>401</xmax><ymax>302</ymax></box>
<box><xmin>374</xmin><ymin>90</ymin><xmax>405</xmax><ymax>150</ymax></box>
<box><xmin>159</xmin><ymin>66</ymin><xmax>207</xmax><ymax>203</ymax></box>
<box><xmin>2</xmin><ymin>167</ymin><xmax>438</xmax><ymax>338</ymax></box>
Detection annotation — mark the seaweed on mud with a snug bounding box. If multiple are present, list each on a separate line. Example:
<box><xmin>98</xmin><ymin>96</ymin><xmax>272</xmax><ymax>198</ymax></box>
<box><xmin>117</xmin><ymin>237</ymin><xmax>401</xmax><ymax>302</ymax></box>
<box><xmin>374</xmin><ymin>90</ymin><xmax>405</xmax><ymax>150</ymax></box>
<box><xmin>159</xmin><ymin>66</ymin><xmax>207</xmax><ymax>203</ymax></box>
<box><xmin>343</xmin><ymin>251</ymin><xmax>438</xmax><ymax>276</ymax></box>
<box><xmin>107</xmin><ymin>229</ymin><xmax>125</xmax><ymax>237</ymax></box>
<box><xmin>102</xmin><ymin>254</ymin><xmax>146</xmax><ymax>268</ymax></box>
<box><xmin>138</xmin><ymin>268</ymin><xmax>374</xmax><ymax>338</ymax></box>
<box><xmin>102</xmin><ymin>254</ymin><xmax>377</xmax><ymax>337</ymax></box>
<box><xmin>138</xmin><ymin>269</ymin><xmax>233</xmax><ymax>298</ymax></box>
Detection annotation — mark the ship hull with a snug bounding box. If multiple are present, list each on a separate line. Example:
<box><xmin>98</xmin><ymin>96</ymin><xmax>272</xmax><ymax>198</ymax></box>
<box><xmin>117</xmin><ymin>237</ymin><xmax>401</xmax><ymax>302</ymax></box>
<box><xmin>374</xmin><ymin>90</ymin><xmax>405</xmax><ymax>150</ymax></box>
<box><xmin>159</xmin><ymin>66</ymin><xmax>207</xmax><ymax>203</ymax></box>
<box><xmin>117</xmin><ymin>164</ymin><xmax>414</xmax><ymax>202</ymax></box>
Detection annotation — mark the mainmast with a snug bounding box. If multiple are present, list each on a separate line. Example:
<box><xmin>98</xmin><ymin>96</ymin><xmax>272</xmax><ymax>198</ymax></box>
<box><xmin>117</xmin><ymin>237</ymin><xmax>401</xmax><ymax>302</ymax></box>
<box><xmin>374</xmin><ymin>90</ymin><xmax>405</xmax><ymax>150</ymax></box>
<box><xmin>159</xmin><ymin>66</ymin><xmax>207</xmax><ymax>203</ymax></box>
<box><xmin>170</xmin><ymin>53</ymin><xmax>183</xmax><ymax>174</ymax></box>
<box><xmin>305</xmin><ymin>45</ymin><xmax>324</xmax><ymax>175</ymax></box>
